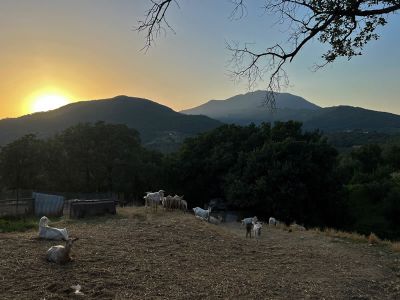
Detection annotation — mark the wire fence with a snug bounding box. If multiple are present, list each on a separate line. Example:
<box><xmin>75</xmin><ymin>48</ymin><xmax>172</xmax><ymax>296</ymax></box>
<box><xmin>0</xmin><ymin>198</ymin><xmax>35</xmax><ymax>217</ymax></box>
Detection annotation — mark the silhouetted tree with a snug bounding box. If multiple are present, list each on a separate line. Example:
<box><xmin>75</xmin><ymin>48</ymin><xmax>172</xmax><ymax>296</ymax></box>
<box><xmin>51</xmin><ymin>122</ymin><xmax>142</xmax><ymax>193</ymax></box>
<box><xmin>169</xmin><ymin>121</ymin><xmax>343</xmax><ymax>228</ymax></box>
<box><xmin>341</xmin><ymin>143</ymin><xmax>400</xmax><ymax>238</ymax></box>
<box><xmin>0</xmin><ymin>134</ymin><xmax>44</xmax><ymax>200</ymax></box>
<box><xmin>0</xmin><ymin>122</ymin><xmax>162</xmax><ymax>201</ymax></box>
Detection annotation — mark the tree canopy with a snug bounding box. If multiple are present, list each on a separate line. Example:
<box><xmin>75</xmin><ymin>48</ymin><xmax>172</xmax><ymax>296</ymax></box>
<box><xmin>0</xmin><ymin>122</ymin><xmax>163</xmax><ymax>200</ymax></box>
<box><xmin>167</xmin><ymin>121</ymin><xmax>344</xmax><ymax>227</ymax></box>
<box><xmin>1</xmin><ymin>121</ymin><xmax>400</xmax><ymax>238</ymax></box>
<box><xmin>138</xmin><ymin>0</ymin><xmax>400</xmax><ymax>105</ymax></box>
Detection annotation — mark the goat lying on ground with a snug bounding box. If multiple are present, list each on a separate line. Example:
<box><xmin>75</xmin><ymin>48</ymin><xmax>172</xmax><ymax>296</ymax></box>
<box><xmin>39</xmin><ymin>216</ymin><xmax>68</xmax><ymax>241</ymax></box>
<box><xmin>46</xmin><ymin>238</ymin><xmax>79</xmax><ymax>264</ymax></box>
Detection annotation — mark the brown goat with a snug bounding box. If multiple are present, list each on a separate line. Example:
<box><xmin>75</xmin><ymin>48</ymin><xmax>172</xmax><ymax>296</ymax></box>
<box><xmin>46</xmin><ymin>238</ymin><xmax>79</xmax><ymax>264</ymax></box>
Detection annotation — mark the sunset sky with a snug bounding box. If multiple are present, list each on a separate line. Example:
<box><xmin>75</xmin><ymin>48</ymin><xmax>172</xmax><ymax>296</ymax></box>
<box><xmin>1</xmin><ymin>0</ymin><xmax>399</xmax><ymax>119</ymax></box>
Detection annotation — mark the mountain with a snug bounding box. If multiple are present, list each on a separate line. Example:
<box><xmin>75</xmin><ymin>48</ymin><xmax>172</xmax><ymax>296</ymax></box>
<box><xmin>181</xmin><ymin>91</ymin><xmax>400</xmax><ymax>133</ymax></box>
<box><xmin>0</xmin><ymin>96</ymin><xmax>222</xmax><ymax>152</ymax></box>
<box><xmin>181</xmin><ymin>90</ymin><xmax>320</xmax><ymax>124</ymax></box>
<box><xmin>302</xmin><ymin>106</ymin><xmax>400</xmax><ymax>132</ymax></box>
<box><xmin>3</xmin><ymin>93</ymin><xmax>399</xmax><ymax>154</ymax></box>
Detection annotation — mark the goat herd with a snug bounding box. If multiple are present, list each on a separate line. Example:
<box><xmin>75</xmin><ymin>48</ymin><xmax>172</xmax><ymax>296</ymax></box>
<box><xmin>144</xmin><ymin>190</ymin><xmax>218</xmax><ymax>224</ymax></box>
<box><xmin>37</xmin><ymin>190</ymin><xmax>290</xmax><ymax>265</ymax></box>
<box><xmin>144</xmin><ymin>190</ymin><xmax>187</xmax><ymax>212</ymax></box>
<box><xmin>144</xmin><ymin>190</ymin><xmax>283</xmax><ymax>241</ymax></box>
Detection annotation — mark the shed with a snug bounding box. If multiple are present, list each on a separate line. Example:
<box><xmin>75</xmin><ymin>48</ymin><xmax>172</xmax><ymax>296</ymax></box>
<box><xmin>33</xmin><ymin>192</ymin><xmax>65</xmax><ymax>217</ymax></box>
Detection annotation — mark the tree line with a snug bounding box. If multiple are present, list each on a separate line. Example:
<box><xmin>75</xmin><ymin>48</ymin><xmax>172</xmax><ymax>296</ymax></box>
<box><xmin>1</xmin><ymin>121</ymin><xmax>399</xmax><ymax>239</ymax></box>
<box><xmin>0</xmin><ymin>122</ymin><xmax>163</xmax><ymax>201</ymax></box>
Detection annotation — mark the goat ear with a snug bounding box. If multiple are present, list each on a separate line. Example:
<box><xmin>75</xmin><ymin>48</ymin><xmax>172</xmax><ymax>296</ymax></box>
<box><xmin>71</xmin><ymin>237</ymin><xmax>79</xmax><ymax>242</ymax></box>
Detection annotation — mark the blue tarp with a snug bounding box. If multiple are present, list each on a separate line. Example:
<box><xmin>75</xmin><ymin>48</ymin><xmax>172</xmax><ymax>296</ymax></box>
<box><xmin>33</xmin><ymin>192</ymin><xmax>65</xmax><ymax>217</ymax></box>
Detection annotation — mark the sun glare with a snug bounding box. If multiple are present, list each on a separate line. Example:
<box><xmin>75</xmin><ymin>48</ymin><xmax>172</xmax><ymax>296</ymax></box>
<box><xmin>31</xmin><ymin>94</ymin><xmax>69</xmax><ymax>113</ymax></box>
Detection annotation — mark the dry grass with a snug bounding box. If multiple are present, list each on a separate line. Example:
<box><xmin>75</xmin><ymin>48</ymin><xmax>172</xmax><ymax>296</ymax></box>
<box><xmin>117</xmin><ymin>205</ymin><xmax>148</xmax><ymax>219</ymax></box>
<box><xmin>312</xmin><ymin>227</ymin><xmax>368</xmax><ymax>243</ymax></box>
<box><xmin>301</xmin><ymin>227</ymin><xmax>400</xmax><ymax>254</ymax></box>
<box><xmin>368</xmin><ymin>232</ymin><xmax>381</xmax><ymax>245</ymax></box>
<box><xmin>1</xmin><ymin>207</ymin><xmax>400</xmax><ymax>299</ymax></box>
<box><xmin>392</xmin><ymin>242</ymin><xmax>400</xmax><ymax>252</ymax></box>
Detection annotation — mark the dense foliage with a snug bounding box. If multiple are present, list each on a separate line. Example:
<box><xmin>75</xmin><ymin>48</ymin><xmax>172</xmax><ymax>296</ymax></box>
<box><xmin>168</xmin><ymin>122</ymin><xmax>343</xmax><ymax>228</ymax></box>
<box><xmin>338</xmin><ymin>144</ymin><xmax>400</xmax><ymax>239</ymax></box>
<box><xmin>1</xmin><ymin>121</ymin><xmax>399</xmax><ymax>239</ymax></box>
<box><xmin>0</xmin><ymin>122</ymin><xmax>164</xmax><ymax>200</ymax></box>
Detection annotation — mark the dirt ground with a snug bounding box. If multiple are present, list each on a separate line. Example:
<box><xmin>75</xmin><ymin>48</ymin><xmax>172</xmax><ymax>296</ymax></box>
<box><xmin>1</xmin><ymin>207</ymin><xmax>400</xmax><ymax>299</ymax></box>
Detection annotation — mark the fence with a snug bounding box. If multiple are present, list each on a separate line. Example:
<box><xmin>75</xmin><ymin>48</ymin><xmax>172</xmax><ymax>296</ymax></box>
<box><xmin>0</xmin><ymin>190</ymin><xmax>65</xmax><ymax>218</ymax></box>
<box><xmin>0</xmin><ymin>198</ymin><xmax>35</xmax><ymax>217</ymax></box>
<box><xmin>0</xmin><ymin>190</ymin><xmax>120</xmax><ymax>218</ymax></box>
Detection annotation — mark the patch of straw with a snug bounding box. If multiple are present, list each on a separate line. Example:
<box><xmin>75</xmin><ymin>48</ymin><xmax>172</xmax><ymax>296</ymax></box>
<box><xmin>391</xmin><ymin>242</ymin><xmax>400</xmax><ymax>252</ymax></box>
<box><xmin>312</xmin><ymin>227</ymin><xmax>367</xmax><ymax>243</ymax></box>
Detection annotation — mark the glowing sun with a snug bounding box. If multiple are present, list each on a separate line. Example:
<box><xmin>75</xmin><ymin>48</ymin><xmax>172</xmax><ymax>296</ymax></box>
<box><xmin>31</xmin><ymin>94</ymin><xmax>69</xmax><ymax>113</ymax></box>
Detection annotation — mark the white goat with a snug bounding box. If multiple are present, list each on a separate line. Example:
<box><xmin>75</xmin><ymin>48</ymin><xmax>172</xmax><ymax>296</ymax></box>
<box><xmin>173</xmin><ymin>195</ymin><xmax>187</xmax><ymax>211</ymax></box>
<box><xmin>163</xmin><ymin>195</ymin><xmax>186</xmax><ymax>211</ymax></box>
<box><xmin>39</xmin><ymin>216</ymin><xmax>68</xmax><ymax>241</ymax></box>
<box><xmin>144</xmin><ymin>190</ymin><xmax>164</xmax><ymax>212</ymax></box>
<box><xmin>46</xmin><ymin>238</ymin><xmax>79</xmax><ymax>264</ymax></box>
<box><xmin>269</xmin><ymin>217</ymin><xmax>277</xmax><ymax>226</ymax></box>
<box><xmin>242</xmin><ymin>216</ymin><xmax>258</xmax><ymax>226</ymax></box>
<box><xmin>180</xmin><ymin>199</ymin><xmax>188</xmax><ymax>212</ymax></box>
<box><xmin>253</xmin><ymin>222</ymin><xmax>263</xmax><ymax>240</ymax></box>
<box><xmin>193</xmin><ymin>207</ymin><xmax>211</xmax><ymax>221</ymax></box>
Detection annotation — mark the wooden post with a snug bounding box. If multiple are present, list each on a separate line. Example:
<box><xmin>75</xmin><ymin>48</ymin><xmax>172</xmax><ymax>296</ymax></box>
<box><xmin>16</xmin><ymin>188</ymin><xmax>20</xmax><ymax>215</ymax></box>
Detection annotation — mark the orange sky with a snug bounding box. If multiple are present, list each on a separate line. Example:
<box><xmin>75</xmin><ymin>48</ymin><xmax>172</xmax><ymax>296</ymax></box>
<box><xmin>1</xmin><ymin>1</ymin><xmax>399</xmax><ymax>119</ymax></box>
<box><xmin>0</xmin><ymin>1</ymin><xmax>243</xmax><ymax>118</ymax></box>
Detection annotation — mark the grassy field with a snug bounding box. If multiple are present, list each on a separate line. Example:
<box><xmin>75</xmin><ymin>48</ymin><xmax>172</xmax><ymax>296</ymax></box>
<box><xmin>0</xmin><ymin>216</ymin><xmax>37</xmax><ymax>233</ymax></box>
<box><xmin>0</xmin><ymin>207</ymin><xmax>400</xmax><ymax>299</ymax></box>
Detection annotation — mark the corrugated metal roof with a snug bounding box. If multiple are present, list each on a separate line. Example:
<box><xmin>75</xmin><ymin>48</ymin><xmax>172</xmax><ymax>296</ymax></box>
<box><xmin>33</xmin><ymin>192</ymin><xmax>65</xmax><ymax>217</ymax></box>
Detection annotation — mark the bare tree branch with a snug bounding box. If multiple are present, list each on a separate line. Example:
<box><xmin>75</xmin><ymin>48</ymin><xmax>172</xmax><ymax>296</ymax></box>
<box><xmin>137</xmin><ymin>0</ymin><xmax>179</xmax><ymax>50</ymax></box>
<box><xmin>229</xmin><ymin>0</ymin><xmax>248</xmax><ymax>20</ymax></box>
<box><xmin>138</xmin><ymin>1</ymin><xmax>400</xmax><ymax>107</ymax></box>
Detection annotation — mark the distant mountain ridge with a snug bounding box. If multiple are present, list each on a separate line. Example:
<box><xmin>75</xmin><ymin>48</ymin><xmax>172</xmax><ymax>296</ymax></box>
<box><xmin>181</xmin><ymin>91</ymin><xmax>400</xmax><ymax>133</ymax></box>
<box><xmin>0</xmin><ymin>96</ymin><xmax>222</xmax><ymax>152</ymax></box>
<box><xmin>301</xmin><ymin>105</ymin><xmax>400</xmax><ymax>132</ymax></box>
<box><xmin>2</xmin><ymin>92</ymin><xmax>400</xmax><ymax>154</ymax></box>
<box><xmin>181</xmin><ymin>91</ymin><xmax>320</xmax><ymax>121</ymax></box>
